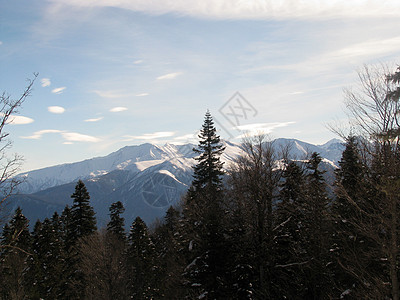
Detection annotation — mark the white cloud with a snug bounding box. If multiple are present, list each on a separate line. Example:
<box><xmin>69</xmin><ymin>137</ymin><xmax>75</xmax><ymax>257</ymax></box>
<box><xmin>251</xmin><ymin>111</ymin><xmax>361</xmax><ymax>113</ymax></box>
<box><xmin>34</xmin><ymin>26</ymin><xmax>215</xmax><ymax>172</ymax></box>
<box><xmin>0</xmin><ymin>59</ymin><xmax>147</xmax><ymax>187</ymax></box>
<box><xmin>173</xmin><ymin>133</ymin><xmax>198</xmax><ymax>144</ymax></box>
<box><xmin>174</xmin><ymin>133</ymin><xmax>197</xmax><ymax>141</ymax></box>
<box><xmin>47</xmin><ymin>0</ymin><xmax>400</xmax><ymax>20</ymax></box>
<box><xmin>110</xmin><ymin>107</ymin><xmax>128</xmax><ymax>112</ymax></box>
<box><xmin>134</xmin><ymin>60</ymin><xmax>143</xmax><ymax>64</ymax></box>
<box><xmin>157</xmin><ymin>72</ymin><xmax>182</xmax><ymax>80</ymax></box>
<box><xmin>331</xmin><ymin>36</ymin><xmax>400</xmax><ymax>61</ymax></box>
<box><xmin>84</xmin><ymin>117</ymin><xmax>103</xmax><ymax>122</ymax></box>
<box><xmin>61</xmin><ymin>132</ymin><xmax>101</xmax><ymax>143</ymax></box>
<box><xmin>21</xmin><ymin>129</ymin><xmax>100</xmax><ymax>143</ymax></box>
<box><xmin>0</xmin><ymin>41</ymin><xmax>3</xmax><ymax>46</ymax></box>
<box><xmin>124</xmin><ymin>131</ymin><xmax>175</xmax><ymax>141</ymax></box>
<box><xmin>236</xmin><ymin>122</ymin><xmax>295</xmax><ymax>138</ymax></box>
<box><xmin>41</xmin><ymin>78</ymin><xmax>51</xmax><ymax>87</ymax></box>
<box><xmin>22</xmin><ymin>129</ymin><xmax>62</xmax><ymax>139</ymax></box>
<box><xmin>48</xmin><ymin>106</ymin><xmax>65</xmax><ymax>114</ymax></box>
<box><xmin>51</xmin><ymin>87</ymin><xmax>66</xmax><ymax>94</ymax></box>
<box><xmin>93</xmin><ymin>90</ymin><xmax>130</xmax><ymax>98</ymax></box>
<box><xmin>7</xmin><ymin>115</ymin><xmax>34</xmax><ymax>125</ymax></box>
<box><xmin>136</xmin><ymin>93</ymin><xmax>149</xmax><ymax>97</ymax></box>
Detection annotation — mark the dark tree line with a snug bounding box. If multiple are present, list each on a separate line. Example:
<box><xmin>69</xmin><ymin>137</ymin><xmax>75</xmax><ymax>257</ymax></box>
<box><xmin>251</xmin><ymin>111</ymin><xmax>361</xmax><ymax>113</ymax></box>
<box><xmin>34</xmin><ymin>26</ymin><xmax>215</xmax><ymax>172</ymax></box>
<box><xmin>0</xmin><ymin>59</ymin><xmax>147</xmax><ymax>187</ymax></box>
<box><xmin>2</xmin><ymin>66</ymin><xmax>400</xmax><ymax>299</ymax></box>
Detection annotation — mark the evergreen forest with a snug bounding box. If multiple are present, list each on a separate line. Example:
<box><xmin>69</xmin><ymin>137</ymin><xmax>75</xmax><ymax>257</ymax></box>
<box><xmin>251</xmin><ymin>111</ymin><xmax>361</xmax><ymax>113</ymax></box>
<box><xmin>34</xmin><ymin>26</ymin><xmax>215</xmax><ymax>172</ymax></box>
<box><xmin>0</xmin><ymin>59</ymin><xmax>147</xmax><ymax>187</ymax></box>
<box><xmin>1</xmin><ymin>65</ymin><xmax>400</xmax><ymax>299</ymax></box>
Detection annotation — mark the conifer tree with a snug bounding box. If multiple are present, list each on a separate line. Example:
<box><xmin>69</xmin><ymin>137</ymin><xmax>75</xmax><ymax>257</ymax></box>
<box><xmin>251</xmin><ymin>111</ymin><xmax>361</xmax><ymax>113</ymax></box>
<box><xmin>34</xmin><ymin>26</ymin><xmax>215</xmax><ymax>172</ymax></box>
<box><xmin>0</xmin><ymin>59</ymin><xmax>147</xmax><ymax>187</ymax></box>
<box><xmin>153</xmin><ymin>206</ymin><xmax>185</xmax><ymax>298</ymax></box>
<box><xmin>107</xmin><ymin>200</ymin><xmax>126</xmax><ymax>240</ymax></box>
<box><xmin>0</xmin><ymin>207</ymin><xmax>31</xmax><ymax>299</ymax></box>
<box><xmin>27</xmin><ymin>217</ymin><xmax>64</xmax><ymax>299</ymax></box>
<box><xmin>303</xmin><ymin>152</ymin><xmax>332</xmax><ymax>299</ymax></box>
<box><xmin>127</xmin><ymin>216</ymin><xmax>156</xmax><ymax>299</ymax></box>
<box><xmin>63</xmin><ymin>180</ymin><xmax>97</xmax><ymax>299</ymax></box>
<box><xmin>330</xmin><ymin>137</ymin><xmax>372</xmax><ymax>297</ymax></box>
<box><xmin>69</xmin><ymin>179</ymin><xmax>97</xmax><ymax>242</ymax></box>
<box><xmin>191</xmin><ymin>110</ymin><xmax>225</xmax><ymax>194</ymax></box>
<box><xmin>274</xmin><ymin>160</ymin><xmax>308</xmax><ymax>298</ymax></box>
<box><xmin>182</xmin><ymin>111</ymin><xmax>229</xmax><ymax>299</ymax></box>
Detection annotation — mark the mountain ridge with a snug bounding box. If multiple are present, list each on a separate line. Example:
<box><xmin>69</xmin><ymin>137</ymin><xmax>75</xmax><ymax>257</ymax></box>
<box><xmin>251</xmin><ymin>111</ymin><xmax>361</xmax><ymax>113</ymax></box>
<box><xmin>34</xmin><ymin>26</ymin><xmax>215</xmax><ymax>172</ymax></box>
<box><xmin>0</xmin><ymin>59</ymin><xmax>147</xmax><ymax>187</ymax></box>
<box><xmin>8</xmin><ymin>138</ymin><xmax>345</xmax><ymax>227</ymax></box>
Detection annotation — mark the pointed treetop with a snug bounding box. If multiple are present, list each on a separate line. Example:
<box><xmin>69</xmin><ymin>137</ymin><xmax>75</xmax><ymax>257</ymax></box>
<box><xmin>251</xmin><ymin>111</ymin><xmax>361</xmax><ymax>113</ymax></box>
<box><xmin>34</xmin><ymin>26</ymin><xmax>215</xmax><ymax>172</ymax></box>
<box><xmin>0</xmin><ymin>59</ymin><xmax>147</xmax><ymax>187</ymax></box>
<box><xmin>192</xmin><ymin>111</ymin><xmax>225</xmax><ymax>192</ymax></box>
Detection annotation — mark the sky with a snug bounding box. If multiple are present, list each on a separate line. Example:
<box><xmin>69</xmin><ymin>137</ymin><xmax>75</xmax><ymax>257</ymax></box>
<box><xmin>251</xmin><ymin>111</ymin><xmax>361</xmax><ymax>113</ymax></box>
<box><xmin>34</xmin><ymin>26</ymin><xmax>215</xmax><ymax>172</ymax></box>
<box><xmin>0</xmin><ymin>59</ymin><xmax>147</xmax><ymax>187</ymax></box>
<box><xmin>1</xmin><ymin>0</ymin><xmax>400</xmax><ymax>173</ymax></box>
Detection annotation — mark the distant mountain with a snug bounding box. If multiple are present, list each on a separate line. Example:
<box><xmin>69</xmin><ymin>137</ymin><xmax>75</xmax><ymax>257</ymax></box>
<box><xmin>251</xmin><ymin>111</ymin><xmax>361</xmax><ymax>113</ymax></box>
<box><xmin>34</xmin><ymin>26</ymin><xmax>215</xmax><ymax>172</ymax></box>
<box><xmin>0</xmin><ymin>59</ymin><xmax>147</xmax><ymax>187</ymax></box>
<box><xmin>7</xmin><ymin>138</ymin><xmax>345</xmax><ymax>228</ymax></box>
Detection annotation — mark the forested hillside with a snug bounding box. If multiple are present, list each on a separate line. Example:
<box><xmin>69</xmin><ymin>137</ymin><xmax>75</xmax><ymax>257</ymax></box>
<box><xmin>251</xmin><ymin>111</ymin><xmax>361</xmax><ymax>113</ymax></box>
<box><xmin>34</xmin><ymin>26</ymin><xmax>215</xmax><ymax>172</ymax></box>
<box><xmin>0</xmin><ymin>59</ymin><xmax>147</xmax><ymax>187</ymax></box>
<box><xmin>1</xmin><ymin>65</ymin><xmax>400</xmax><ymax>299</ymax></box>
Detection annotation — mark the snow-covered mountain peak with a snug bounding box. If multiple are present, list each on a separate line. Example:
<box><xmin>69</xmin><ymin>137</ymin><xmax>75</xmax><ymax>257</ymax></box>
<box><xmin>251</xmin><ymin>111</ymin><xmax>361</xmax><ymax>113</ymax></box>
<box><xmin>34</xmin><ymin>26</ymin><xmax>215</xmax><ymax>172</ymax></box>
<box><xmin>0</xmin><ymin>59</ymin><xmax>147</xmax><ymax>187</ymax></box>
<box><xmin>15</xmin><ymin>139</ymin><xmax>344</xmax><ymax>195</ymax></box>
<box><xmin>319</xmin><ymin>138</ymin><xmax>344</xmax><ymax>149</ymax></box>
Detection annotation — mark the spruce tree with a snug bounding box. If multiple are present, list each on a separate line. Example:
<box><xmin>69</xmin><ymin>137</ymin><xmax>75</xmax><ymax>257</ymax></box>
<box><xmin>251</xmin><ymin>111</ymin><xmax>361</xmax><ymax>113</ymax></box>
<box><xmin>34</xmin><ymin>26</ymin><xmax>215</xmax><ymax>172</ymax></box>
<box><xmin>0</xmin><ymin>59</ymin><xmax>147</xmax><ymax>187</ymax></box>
<box><xmin>107</xmin><ymin>200</ymin><xmax>126</xmax><ymax>241</ymax></box>
<box><xmin>27</xmin><ymin>217</ymin><xmax>64</xmax><ymax>299</ymax></box>
<box><xmin>274</xmin><ymin>161</ymin><xmax>308</xmax><ymax>298</ymax></box>
<box><xmin>63</xmin><ymin>180</ymin><xmax>97</xmax><ymax>299</ymax></box>
<box><xmin>182</xmin><ymin>111</ymin><xmax>229</xmax><ymax>299</ymax></box>
<box><xmin>69</xmin><ymin>179</ymin><xmax>97</xmax><ymax>242</ymax></box>
<box><xmin>127</xmin><ymin>216</ymin><xmax>156</xmax><ymax>299</ymax></box>
<box><xmin>0</xmin><ymin>207</ymin><xmax>31</xmax><ymax>299</ymax></box>
<box><xmin>331</xmin><ymin>137</ymin><xmax>368</xmax><ymax>297</ymax></box>
<box><xmin>153</xmin><ymin>206</ymin><xmax>185</xmax><ymax>298</ymax></box>
<box><xmin>191</xmin><ymin>110</ymin><xmax>225</xmax><ymax>194</ymax></box>
<box><xmin>303</xmin><ymin>152</ymin><xmax>332</xmax><ymax>299</ymax></box>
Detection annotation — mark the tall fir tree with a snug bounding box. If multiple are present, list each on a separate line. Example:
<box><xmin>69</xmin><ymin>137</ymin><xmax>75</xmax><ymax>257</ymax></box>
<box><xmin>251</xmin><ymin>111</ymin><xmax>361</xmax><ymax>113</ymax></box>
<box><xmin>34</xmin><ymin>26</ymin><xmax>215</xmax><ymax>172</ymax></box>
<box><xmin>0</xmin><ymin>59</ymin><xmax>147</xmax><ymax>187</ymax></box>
<box><xmin>127</xmin><ymin>216</ymin><xmax>157</xmax><ymax>299</ymax></box>
<box><xmin>152</xmin><ymin>206</ymin><xmax>185</xmax><ymax>298</ymax></box>
<box><xmin>182</xmin><ymin>111</ymin><xmax>229</xmax><ymax>299</ymax></box>
<box><xmin>303</xmin><ymin>152</ymin><xmax>332</xmax><ymax>299</ymax></box>
<box><xmin>26</xmin><ymin>217</ymin><xmax>64</xmax><ymax>299</ymax></box>
<box><xmin>0</xmin><ymin>207</ymin><xmax>31</xmax><ymax>299</ymax></box>
<box><xmin>69</xmin><ymin>179</ymin><xmax>97</xmax><ymax>243</ymax></box>
<box><xmin>191</xmin><ymin>110</ymin><xmax>225</xmax><ymax>194</ymax></box>
<box><xmin>63</xmin><ymin>180</ymin><xmax>97</xmax><ymax>299</ymax></box>
<box><xmin>274</xmin><ymin>160</ymin><xmax>308</xmax><ymax>298</ymax></box>
<box><xmin>107</xmin><ymin>200</ymin><xmax>126</xmax><ymax>241</ymax></box>
<box><xmin>330</xmin><ymin>136</ymin><xmax>375</xmax><ymax>298</ymax></box>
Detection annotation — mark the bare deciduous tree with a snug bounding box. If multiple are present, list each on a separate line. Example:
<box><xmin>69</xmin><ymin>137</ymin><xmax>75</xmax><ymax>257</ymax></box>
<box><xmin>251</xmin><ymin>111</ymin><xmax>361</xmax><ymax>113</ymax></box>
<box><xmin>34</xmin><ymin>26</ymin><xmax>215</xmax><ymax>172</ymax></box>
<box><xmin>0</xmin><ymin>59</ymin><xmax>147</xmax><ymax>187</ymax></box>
<box><xmin>336</xmin><ymin>64</ymin><xmax>400</xmax><ymax>299</ymax></box>
<box><xmin>0</xmin><ymin>74</ymin><xmax>37</xmax><ymax>217</ymax></box>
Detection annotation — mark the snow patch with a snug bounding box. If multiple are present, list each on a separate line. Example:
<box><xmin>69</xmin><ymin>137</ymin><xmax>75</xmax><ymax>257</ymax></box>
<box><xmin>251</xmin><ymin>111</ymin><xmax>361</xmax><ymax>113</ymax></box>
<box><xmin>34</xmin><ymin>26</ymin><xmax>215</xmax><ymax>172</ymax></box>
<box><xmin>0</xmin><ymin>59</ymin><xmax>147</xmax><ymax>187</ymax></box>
<box><xmin>322</xmin><ymin>158</ymin><xmax>338</xmax><ymax>169</ymax></box>
<box><xmin>135</xmin><ymin>160</ymin><xmax>164</xmax><ymax>171</ymax></box>
<box><xmin>158</xmin><ymin>169</ymin><xmax>187</xmax><ymax>186</ymax></box>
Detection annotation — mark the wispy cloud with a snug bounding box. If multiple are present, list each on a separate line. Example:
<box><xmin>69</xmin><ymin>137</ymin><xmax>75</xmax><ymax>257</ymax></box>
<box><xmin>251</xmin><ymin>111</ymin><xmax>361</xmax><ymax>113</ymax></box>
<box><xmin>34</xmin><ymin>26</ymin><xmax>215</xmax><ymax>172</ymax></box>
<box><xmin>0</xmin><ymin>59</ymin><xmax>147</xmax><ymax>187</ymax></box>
<box><xmin>7</xmin><ymin>115</ymin><xmax>34</xmax><ymax>125</ymax></box>
<box><xmin>22</xmin><ymin>129</ymin><xmax>62</xmax><ymax>139</ymax></box>
<box><xmin>136</xmin><ymin>93</ymin><xmax>149</xmax><ymax>97</ymax></box>
<box><xmin>48</xmin><ymin>106</ymin><xmax>65</xmax><ymax>114</ymax></box>
<box><xmin>157</xmin><ymin>72</ymin><xmax>182</xmax><ymax>80</ymax></box>
<box><xmin>174</xmin><ymin>133</ymin><xmax>197</xmax><ymax>141</ymax></box>
<box><xmin>61</xmin><ymin>132</ymin><xmax>101</xmax><ymax>143</ymax></box>
<box><xmin>21</xmin><ymin>129</ymin><xmax>101</xmax><ymax>143</ymax></box>
<box><xmin>84</xmin><ymin>117</ymin><xmax>103</xmax><ymax>122</ymax></box>
<box><xmin>41</xmin><ymin>78</ymin><xmax>51</xmax><ymax>87</ymax></box>
<box><xmin>331</xmin><ymin>36</ymin><xmax>400</xmax><ymax>61</ymax></box>
<box><xmin>48</xmin><ymin>0</ymin><xmax>400</xmax><ymax>20</ymax></box>
<box><xmin>236</xmin><ymin>122</ymin><xmax>295</xmax><ymax>138</ymax></box>
<box><xmin>0</xmin><ymin>41</ymin><xmax>3</xmax><ymax>46</ymax></box>
<box><xmin>93</xmin><ymin>90</ymin><xmax>131</xmax><ymax>98</ymax></box>
<box><xmin>173</xmin><ymin>133</ymin><xmax>198</xmax><ymax>144</ymax></box>
<box><xmin>110</xmin><ymin>107</ymin><xmax>128</xmax><ymax>112</ymax></box>
<box><xmin>133</xmin><ymin>60</ymin><xmax>143</xmax><ymax>64</ymax></box>
<box><xmin>51</xmin><ymin>87</ymin><xmax>66</xmax><ymax>94</ymax></box>
<box><xmin>124</xmin><ymin>131</ymin><xmax>175</xmax><ymax>141</ymax></box>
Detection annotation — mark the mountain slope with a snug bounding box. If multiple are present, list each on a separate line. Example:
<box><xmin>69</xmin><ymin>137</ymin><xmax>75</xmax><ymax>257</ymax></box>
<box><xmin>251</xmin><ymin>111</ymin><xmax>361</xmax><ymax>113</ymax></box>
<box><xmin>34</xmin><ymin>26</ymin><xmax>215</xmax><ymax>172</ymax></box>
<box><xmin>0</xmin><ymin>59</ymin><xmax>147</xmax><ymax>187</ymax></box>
<box><xmin>8</xmin><ymin>138</ymin><xmax>344</xmax><ymax>227</ymax></box>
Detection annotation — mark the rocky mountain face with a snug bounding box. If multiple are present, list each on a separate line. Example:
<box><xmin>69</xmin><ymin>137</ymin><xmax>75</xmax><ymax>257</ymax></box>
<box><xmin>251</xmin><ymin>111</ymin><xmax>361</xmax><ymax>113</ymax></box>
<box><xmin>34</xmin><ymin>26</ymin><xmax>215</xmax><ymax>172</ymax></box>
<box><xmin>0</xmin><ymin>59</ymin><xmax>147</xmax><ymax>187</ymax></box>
<box><xmin>6</xmin><ymin>138</ymin><xmax>344</xmax><ymax>228</ymax></box>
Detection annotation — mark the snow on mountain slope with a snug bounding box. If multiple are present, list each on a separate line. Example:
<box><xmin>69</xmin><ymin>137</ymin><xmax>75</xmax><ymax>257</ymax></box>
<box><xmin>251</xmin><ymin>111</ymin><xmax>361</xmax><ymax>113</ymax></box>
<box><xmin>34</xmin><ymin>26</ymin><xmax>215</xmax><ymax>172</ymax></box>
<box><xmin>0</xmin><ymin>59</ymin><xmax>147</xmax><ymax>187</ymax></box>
<box><xmin>16</xmin><ymin>139</ymin><xmax>343</xmax><ymax>195</ymax></box>
<box><xmin>9</xmin><ymin>138</ymin><xmax>345</xmax><ymax>227</ymax></box>
<box><xmin>16</xmin><ymin>143</ymin><xmax>197</xmax><ymax>194</ymax></box>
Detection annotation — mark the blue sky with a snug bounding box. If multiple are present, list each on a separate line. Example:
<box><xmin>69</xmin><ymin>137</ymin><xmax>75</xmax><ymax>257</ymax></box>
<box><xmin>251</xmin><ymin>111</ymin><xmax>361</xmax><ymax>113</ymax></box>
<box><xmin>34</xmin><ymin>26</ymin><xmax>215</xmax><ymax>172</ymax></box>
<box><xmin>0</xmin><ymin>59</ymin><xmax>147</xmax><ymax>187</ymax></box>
<box><xmin>1</xmin><ymin>0</ymin><xmax>400</xmax><ymax>172</ymax></box>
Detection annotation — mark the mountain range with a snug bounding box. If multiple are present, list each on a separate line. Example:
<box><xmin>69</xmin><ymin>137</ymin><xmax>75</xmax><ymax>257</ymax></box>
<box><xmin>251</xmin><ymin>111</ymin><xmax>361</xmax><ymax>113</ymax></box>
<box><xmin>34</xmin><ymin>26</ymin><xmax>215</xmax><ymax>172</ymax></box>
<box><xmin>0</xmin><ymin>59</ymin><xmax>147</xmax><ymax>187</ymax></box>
<box><xmin>5</xmin><ymin>138</ymin><xmax>345</xmax><ymax>228</ymax></box>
